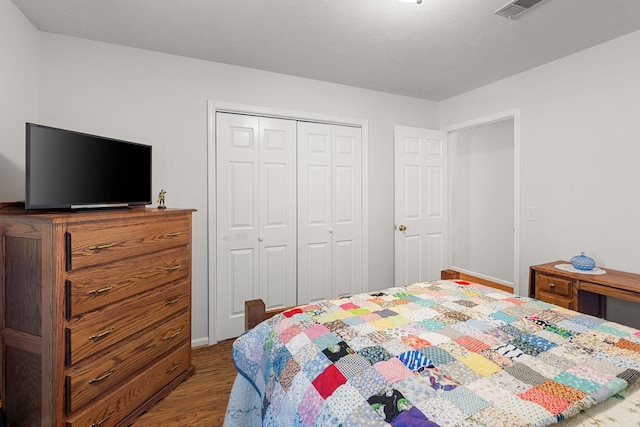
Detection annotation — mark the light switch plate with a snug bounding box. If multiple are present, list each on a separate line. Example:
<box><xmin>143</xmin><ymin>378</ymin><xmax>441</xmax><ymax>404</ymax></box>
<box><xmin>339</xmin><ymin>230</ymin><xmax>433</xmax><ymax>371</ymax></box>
<box><xmin>526</xmin><ymin>206</ymin><xmax>536</xmax><ymax>221</ymax></box>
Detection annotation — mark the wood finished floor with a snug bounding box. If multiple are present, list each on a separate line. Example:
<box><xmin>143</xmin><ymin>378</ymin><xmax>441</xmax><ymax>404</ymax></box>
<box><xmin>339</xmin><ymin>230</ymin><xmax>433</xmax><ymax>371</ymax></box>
<box><xmin>133</xmin><ymin>338</ymin><xmax>236</xmax><ymax>427</ymax></box>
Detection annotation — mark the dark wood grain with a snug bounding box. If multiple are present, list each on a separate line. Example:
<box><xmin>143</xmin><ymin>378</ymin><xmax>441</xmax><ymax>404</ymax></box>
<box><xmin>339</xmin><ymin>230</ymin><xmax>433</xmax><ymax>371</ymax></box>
<box><xmin>5</xmin><ymin>236</ymin><xmax>42</xmax><ymax>336</ymax></box>
<box><xmin>5</xmin><ymin>347</ymin><xmax>42</xmax><ymax>426</ymax></box>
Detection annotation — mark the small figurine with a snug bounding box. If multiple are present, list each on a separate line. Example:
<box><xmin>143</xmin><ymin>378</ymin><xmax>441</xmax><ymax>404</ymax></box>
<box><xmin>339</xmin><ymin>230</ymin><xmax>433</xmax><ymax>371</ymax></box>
<box><xmin>157</xmin><ymin>189</ymin><xmax>167</xmax><ymax>209</ymax></box>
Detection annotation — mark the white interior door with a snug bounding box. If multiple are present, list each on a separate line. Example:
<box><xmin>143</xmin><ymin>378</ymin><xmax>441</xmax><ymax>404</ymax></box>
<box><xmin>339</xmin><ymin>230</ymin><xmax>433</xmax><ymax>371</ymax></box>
<box><xmin>394</xmin><ymin>126</ymin><xmax>447</xmax><ymax>285</ymax></box>
<box><xmin>216</xmin><ymin>113</ymin><xmax>296</xmax><ymax>340</ymax></box>
<box><xmin>298</xmin><ymin>122</ymin><xmax>362</xmax><ymax>303</ymax></box>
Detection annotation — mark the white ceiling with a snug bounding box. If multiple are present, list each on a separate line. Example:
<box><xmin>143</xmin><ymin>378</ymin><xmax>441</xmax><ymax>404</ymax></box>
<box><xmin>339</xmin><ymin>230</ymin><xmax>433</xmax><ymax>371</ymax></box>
<box><xmin>11</xmin><ymin>0</ymin><xmax>640</xmax><ymax>101</ymax></box>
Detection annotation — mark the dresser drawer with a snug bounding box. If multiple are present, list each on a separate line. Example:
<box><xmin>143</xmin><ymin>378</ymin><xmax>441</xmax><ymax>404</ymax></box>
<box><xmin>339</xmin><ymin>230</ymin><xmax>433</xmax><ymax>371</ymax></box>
<box><xmin>66</xmin><ymin>343</ymin><xmax>190</xmax><ymax>427</ymax></box>
<box><xmin>66</xmin><ymin>215</ymin><xmax>191</xmax><ymax>270</ymax></box>
<box><xmin>535</xmin><ymin>273</ymin><xmax>572</xmax><ymax>298</ymax></box>
<box><xmin>536</xmin><ymin>291</ymin><xmax>573</xmax><ymax>310</ymax></box>
<box><xmin>66</xmin><ymin>310</ymin><xmax>189</xmax><ymax>413</ymax></box>
<box><xmin>66</xmin><ymin>280</ymin><xmax>189</xmax><ymax>365</ymax></box>
<box><xmin>66</xmin><ymin>246</ymin><xmax>190</xmax><ymax>318</ymax></box>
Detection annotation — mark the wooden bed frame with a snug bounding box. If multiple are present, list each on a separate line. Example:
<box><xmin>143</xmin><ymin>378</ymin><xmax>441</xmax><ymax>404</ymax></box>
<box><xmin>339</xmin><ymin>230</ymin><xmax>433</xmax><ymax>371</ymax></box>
<box><xmin>244</xmin><ymin>269</ymin><xmax>512</xmax><ymax>330</ymax></box>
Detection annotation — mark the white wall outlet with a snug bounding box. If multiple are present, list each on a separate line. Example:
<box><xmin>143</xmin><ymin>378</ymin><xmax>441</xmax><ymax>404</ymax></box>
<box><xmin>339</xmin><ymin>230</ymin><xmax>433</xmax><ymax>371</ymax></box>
<box><xmin>526</xmin><ymin>206</ymin><xmax>536</xmax><ymax>221</ymax></box>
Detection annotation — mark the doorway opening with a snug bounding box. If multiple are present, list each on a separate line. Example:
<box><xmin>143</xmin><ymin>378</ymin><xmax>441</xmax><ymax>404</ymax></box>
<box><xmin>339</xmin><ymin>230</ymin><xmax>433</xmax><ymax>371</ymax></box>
<box><xmin>444</xmin><ymin>110</ymin><xmax>521</xmax><ymax>294</ymax></box>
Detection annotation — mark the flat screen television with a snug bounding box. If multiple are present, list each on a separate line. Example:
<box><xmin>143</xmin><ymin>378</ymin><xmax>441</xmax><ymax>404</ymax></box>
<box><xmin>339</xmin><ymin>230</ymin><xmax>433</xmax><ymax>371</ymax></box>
<box><xmin>26</xmin><ymin>123</ymin><xmax>152</xmax><ymax>210</ymax></box>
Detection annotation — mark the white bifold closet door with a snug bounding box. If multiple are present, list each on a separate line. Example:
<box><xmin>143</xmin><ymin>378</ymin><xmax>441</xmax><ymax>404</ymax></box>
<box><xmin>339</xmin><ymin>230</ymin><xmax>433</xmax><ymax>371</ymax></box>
<box><xmin>216</xmin><ymin>113</ymin><xmax>297</xmax><ymax>340</ymax></box>
<box><xmin>297</xmin><ymin>122</ymin><xmax>362</xmax><ymax>303</ymax></box>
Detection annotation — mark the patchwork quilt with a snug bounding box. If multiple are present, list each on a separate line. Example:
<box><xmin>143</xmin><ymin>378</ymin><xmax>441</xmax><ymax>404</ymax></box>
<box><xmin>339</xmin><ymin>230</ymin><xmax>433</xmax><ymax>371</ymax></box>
<box><xmin>230</xmin><ymin>280</ymin><xmax>640</xmax><ymax>426</ymax></box>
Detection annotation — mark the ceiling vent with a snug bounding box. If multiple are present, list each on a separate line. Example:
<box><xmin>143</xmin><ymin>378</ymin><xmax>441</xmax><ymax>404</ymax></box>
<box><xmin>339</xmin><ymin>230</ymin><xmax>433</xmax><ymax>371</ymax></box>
<box><xmin>494</xmin><ymin>0</ymin><xmax>547</xmax><ymax>19</ymax></box>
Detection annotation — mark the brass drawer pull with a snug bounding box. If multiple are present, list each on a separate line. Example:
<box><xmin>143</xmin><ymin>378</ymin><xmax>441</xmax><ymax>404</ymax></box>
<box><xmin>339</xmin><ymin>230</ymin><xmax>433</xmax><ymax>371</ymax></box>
<box><xmin>88</xmin><ymin>285</ymin><xmax>114</xmax><ymax>296</ymax></box>
<box><xmin>165</xmin><ymin>362</ymin><xmax>182</xmax><ymax>374</ymax></box>
<box><xmin>162</xmin><ymin>327</ymin><xmax>185</xmax><ymax>341</ymax></box>
<box><xmin>165</xmin><ymin>297</ymin><xmax>182</xmax><ymax>306</ymax></box>
<box><xmin>88</xmin><ymin>242</ymin><xmax>117</xmax><ymax>251</ymax></box>
<box><xmin>89</xmin><ymin>327</ymin><xmax>115</xmax><ymax>341</ymax></box>
<box><xmin>89</xmin><ymin>369</ymin><xmax>115</xmax><ymax>385</ymax></box>
<box><xmin>166</xmin><ymin>265</ymin><xmax>182</xmax><ymax>272</ymax></box>
<box><xmin>164</xmin><ymin>232</ymin><xmax>182</xmax><ymax>237</ymax></box>
<box><xmin>548</xmin><ymin>283</ymin><xmax>556</xmax><ymax>288</ymax></box>
<box><xmin>90</xmin><ymin>411</ymin><xmax>114</xmax><ymax>427</ymax></box>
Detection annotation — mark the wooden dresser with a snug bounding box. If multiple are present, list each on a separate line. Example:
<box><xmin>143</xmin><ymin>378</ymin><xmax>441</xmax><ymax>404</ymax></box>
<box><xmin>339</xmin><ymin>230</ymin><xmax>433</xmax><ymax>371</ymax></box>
<box><xmin>529</xmin><ymin>260</ymin><xmax>640</xmax><ymax>318</ymax></box>
<box><xmin>0</xmin><ymin>207</ymin><xmax>195</xmax><ymax>426</ymax></box>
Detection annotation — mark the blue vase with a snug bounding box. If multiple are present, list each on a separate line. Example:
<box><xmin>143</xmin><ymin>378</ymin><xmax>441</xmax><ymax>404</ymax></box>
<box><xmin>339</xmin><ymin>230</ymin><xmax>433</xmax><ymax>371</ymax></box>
<box><xmin>571</xmin><ymin>252</ymin><xmax>596</xmax><ymax>271</ymax></box>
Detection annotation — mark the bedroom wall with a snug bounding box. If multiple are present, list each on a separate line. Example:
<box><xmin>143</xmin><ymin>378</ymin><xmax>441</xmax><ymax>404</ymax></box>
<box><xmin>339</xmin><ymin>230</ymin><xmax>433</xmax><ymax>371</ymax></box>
<box><xmin>0</xmin><ymin>1</ymin><xmax>38</xmax><ymax>202</ymax></box>
<box><xmin>440</xmin><ymin>29</ymin><xmax>640</xmax><ymax>329</ymax></box>
<box><xmin>33</xmin><ymin>32</ymin><xmax>439</xmax><ymax>344</ymax></box>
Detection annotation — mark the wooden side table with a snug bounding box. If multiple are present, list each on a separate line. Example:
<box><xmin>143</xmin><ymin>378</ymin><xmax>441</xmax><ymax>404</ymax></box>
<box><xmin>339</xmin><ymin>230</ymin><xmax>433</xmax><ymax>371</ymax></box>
<box><xmin>529</xmin><ymin>261</ymin><xmax>640</xmax><ymax>317</ymax></box>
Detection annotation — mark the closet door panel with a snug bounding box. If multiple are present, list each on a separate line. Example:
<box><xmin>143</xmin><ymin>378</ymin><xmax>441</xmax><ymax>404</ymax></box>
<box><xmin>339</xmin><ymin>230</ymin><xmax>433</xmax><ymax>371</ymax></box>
<box><xmin>259</xmin><ymin>118</ymin><xmax>297</xmax><ymax>310</ymax></box>
<box><xmin>332</xmin><ymin>125</ymin><xmax>362</xmax><ymax>297</ymax></box>
<box><xmin>298</xmin><ymin>122</ymin><xmax>333</xmax><ymax>303</ymax></box>
<box><xmin>217</xmin><ymin>113</ymin><xmax>260</xmax><ymax>340</ymax></box>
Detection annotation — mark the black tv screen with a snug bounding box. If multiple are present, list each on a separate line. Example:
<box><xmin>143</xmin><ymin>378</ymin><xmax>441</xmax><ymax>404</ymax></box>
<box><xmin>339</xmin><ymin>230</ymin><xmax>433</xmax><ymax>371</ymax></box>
<box><xmin>26</xmin><ymin>123</ymin><xmax>152</xmax><ymax>210</ymax></box>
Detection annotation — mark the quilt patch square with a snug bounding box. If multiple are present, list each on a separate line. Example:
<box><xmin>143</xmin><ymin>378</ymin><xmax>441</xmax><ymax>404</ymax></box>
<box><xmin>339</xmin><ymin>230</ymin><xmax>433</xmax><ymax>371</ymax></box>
<box><xmin>312</xmin><ymin>332</ymin><xmax>341</xmax><ymax>349</ymax></box>
<box><xmin>358</xmin><ymin>345</ymin><xmax>393</xmax><ymax>365</ymax></box>
<box><xmin>298</xmin><ymin>385</ymin><xmax>324</xmax><ymax>425</ymax></box>
<box><xmin>279</xmin><ymin>324</ymin><xmax>303</xmax><ymax>344</ymax></box>
<box><xmin>439</xmin><ymin>360</ymin><xmax>482</xmax><ymax>385</ymax></box>
<box><xmin>374</xmin><ymin>357</ymin><xmax>412</xmax><ymax>384</ymax></box>
<box><xmin>342</xmin><ymin>316</ymin><xmax>365</xmax><ymax>327</ymax></box>
<box><xmin>415</xmin><ymin>396</ymin><xmax>465</xmax><ymax>426</ymax></box>
<box><xmin>443</xmin><ymin>385</ymin><xmax>490</xmax><ymax>417</ymax></box>
<box><xmin>302</xmin><ymin>352</ymin><xmax>331</xmax><ymax>379</ymax></box>
<box><xmin>494</xmin><ymin>396</ymin><xmax>553</xmax><ymax>423</ymax></box>
<box><xmin>504</xmin><ymin>362</ymin><xmax>549</xmax><ymax>386</ymax></box>
<box><xmin>490</xmin><ymin>311</ymin><xmax>519</xmax><ymax>324</ymax></box>
<box><xmin>420</xmin><ymin>345</ymin><xmax>456</xmax><ymax>366</ymax></box>
<box><xmin>467</xmin><ymin>376</ymin><xmax>517</xmax><ymax>404</ymax></box>
<box><xmin>367</xmin><ymin>388</ymin><xmax>412</xmax><ymax>423</ymax></box>
<box><xmin>535</xmin><ymin>379</ymin><xmax>587</xmax><ymax>403</ymax></box>
<box><xmin>312</xmin><ymin>364</ymin><xmax>347</xmax><ymax>399</ymax></box>
<box><xmin>285</xmin><ymin>331</ymin><xmax>312</xmax><ymax>355</ymax></box>
<box><xmin>322</xmin><ymin>341</ymin><xmax>355</xmax><ymax>362</ymax></box>
<box><xmin>401</xmin><ymin>334</ymin><xmax>431</xmax><ymax>350</ymax></box>
<box><xmin>278</xmin><ymin>357</ymin><xmax>301</xmax><ymax>392</ymax></box>
<box><xmin>335</xmin><ymin>354</ymin><xmax>371</xmax><ymax>379</ymax></box>
<box><xmin>459</xmin><ymin>352</ymin><xmax>501</xmax><ymax>377</ymax></box>
<box><xmin>456</xmin><ymin>335</ymin><xmax>491</xmax><ymax>353</ymax></box>
<box><xmin>304</xmin><ymin>323</ymin><xmax>331</xmax><ymax>340</ymax></box>
<box><xmin>519</xmin><ymin>386</ymin><xmax>570</xmax><ymax>414</ymax></box>
<box><xmin>340</xmin><ymin>302</ymin><xmax>360</xmax><ymax>310</ymax></box>
<box><xmin>553</xmin><ymin>371</ymin><xmax>601</xmax><ymax>394</ymax></box>
<box><xmin>397</xmin><ymin>350</ymin><xmax>434</xmax><ymax>371</ymax></box>
<box><xmin>615</xmin><ymin>337</ymin><xmax>640</xmax><ymax>353</ymax></box>
<box><xmin>391</xmin><ymin>406</ymin><xmax>437</xmax><ymax>426</ymax></box>
<box><xmin>419</xmin><ymin>319</ymin><xmax>445</xmax><ymax>332</ymax></box>
<box><xmin>326</xmin><ymin>384</ymin><xmax>366</xmax><ymax>422</ymax></box>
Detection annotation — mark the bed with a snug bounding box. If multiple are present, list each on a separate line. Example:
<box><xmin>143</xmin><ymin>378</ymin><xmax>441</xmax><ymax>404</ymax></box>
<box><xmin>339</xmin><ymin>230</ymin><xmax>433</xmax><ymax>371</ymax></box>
<box><xmin>223</xmin><ymin>271</ymin><xmax>640</xmax><ymax>426</ymax></box>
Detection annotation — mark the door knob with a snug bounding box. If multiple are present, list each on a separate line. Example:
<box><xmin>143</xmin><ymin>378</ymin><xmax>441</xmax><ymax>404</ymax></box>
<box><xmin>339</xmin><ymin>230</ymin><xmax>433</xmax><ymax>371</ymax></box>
<box><xmin>398</xmin><ymin>225</ymin><xmax>407</xmax><ymax>231</ymax></box>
